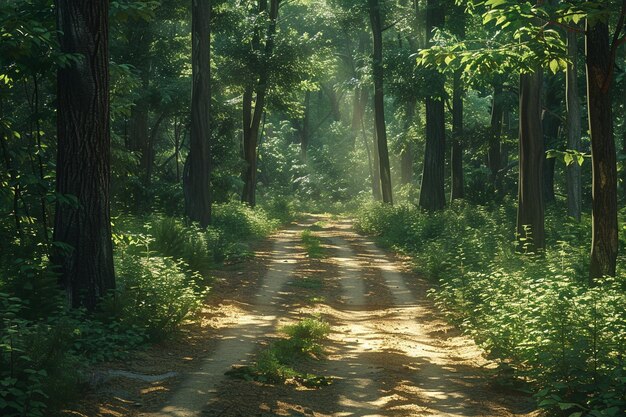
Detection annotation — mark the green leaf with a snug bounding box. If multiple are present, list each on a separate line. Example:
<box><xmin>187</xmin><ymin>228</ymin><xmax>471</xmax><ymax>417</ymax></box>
<box><xmin>549</xmin><ymin>59</ymin><xmax>560</xmax><ymax>74</ymax></box>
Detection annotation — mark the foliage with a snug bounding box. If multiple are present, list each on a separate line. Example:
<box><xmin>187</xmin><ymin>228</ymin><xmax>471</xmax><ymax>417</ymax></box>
<box><xmin>226</xmin><ymin>316</ymin><xmax>332</xmax><ymax>386</ymax></box>
<box><xmin>355</xmin><ymin>201</ymin><xmax>626</xmax><ymax>417</ymax></box>
<box><xmin>301</xmin><ymin>229</ymin><xmax>325</xmax><ymax>259</ymax></box>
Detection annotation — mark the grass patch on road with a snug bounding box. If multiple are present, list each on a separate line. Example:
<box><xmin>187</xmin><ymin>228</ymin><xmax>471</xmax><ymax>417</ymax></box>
<box><xmin>226</xmin><ymin>317</ymin><xmax>332</xmax><ymax>387</ymax></box>
<box><xmin>301</xmin><ymin>229</ymin><xmax>325</xmax><ymax>258</ymax></box>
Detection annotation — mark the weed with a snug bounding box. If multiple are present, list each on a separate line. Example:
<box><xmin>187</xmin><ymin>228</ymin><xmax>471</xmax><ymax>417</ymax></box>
<box><xmin>226</xmin><ymin>317</ymin><xmax>332</xmax><ymax>387</ymax></box>
<box><xmin>301</xmin><ymin>229</ymin><xmax>325</xmax><ymax>258</ymax></box>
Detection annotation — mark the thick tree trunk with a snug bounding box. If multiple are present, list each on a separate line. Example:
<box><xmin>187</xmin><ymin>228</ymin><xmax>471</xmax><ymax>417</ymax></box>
<box><xmin>566</xmin><ymin>31</ymin><xmax>582</xmax><ymax>221</ymax></box>
<box><xmin>517</xmin><ymin>69</ymin><xmax>545</xmax><ymax>251</ymax></box>
<box><xmin>586</xmin><ymin>18</ymin><xmax>618</xmax><ymax>280</ymax></box>
<box><xmin>241</xmin><ymin>0</ymin><xmax>279</xmax><ymax>207</ymax></box>
<box><xmin>184</xmin><ymin>0</ymin><xmax>212</xmax><ymax>227</ymax></box>
<box><xmin>54</xmin><ymin>0</ymin><xmax>115</xmax><ymax>310</ymax></box>
<box><xmin>368</xmin><ymin>0</ymin><xmax>393</xmax><ymax>204</ymax></box>
<box><xmin>419</xmin><ymin>0</ymin><xmax>445</xmax><ymax>211</ymax></box>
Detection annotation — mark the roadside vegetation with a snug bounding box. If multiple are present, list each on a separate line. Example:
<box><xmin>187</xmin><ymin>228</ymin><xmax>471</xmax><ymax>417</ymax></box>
<box><xmin>355</xmin><ymin>201</ymin><xmax>626</xmax><ymax>416</ymax></box>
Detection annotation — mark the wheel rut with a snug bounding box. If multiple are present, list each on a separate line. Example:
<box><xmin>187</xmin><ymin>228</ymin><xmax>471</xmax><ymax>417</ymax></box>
<box><xmin>138</xmin><ymin>217</ymin><xmax>538</xmax><ymax>417</ymax></box>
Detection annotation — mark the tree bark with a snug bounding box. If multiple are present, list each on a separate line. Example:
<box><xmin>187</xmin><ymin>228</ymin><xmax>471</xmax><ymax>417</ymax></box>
<box><xmin>517</xmin><ymin>68</ymin><xmax>545</xmax><ymax>251</ymax></box>
<box><xmin>300</xmin><ymin>90</ymin><xmax>311</xmax><ymax>160</ymax></box>
<box><xmin>401</xmin><ymin>102</ymin><xmax>416</xmax><ymax>185</ymax></box>
<box><xmin>566</xmin><ymin>30</ymin><xmax>582</xmax><ymax>221</ymax></box>
<box><xmin>488</xmin><ymin>81</ymin><xmax>503</xmax><ymax>185</ymax></box>
<box><xmin>368</xmin><ymin>0</ymin><xmax>393</xmax><ymax>204</ymax></box>
<box><xmin>450</xmin><ymin>3</ymin><xmax>465</xmax><ymax>201</ymax></box>
<box><xmin>586</xmin><ymin>17</ymin><xmax>618</xmax><ymax>280</ymax></box>
<box><xmin>184</xmin><ymin>0</ymin><xmax>212</xmax><ymax>228</ymax></box>
<box><xmin>450</xmin><ymin>70</ymin><xmax>464</xmax><ymax>201</ymax></box>
<box><xmin>241</xmin><ymin>0</ymin><xmax>279</xmax><ymax>207</ymax></box>
<box><xmin>419</xmin><ymin>0</ymin><xmax>445</xmax><ymax>210</ymax></box>
<box><xmin>542</xmin><ymin>74</ymin><xmax>561</xmax><ymax>205</ymax></box>
<box><xmin>54</xmin><ymin>0</ymin><xmax>115</xmax><ymax>310</ymax></box>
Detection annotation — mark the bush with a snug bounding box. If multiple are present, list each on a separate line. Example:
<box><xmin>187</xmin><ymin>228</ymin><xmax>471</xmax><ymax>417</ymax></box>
<box><xmin>112</xmin><ymin>254</ymin><xmax>208</xmax><ymax>341</ymax></box>
<box><xmin>355</xmin><ymin>200</ymin><xmax>626</xmax><ymax>417</ymax></box>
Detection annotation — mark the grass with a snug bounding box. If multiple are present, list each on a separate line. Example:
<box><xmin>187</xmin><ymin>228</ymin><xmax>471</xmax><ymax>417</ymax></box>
<box><xmin>289</xmin><ymin>276</ymin><xmax>323</xmax><ymax>290</ymax></box>
<box><xmin>301</xmin><ymin>229</ymin><xmax>325</xmax><ymax>258</ymax></box>
<box><xmin>226</xmin><ymin>317</ymin><xmax>332</xmax><ymax>387</ymax></box>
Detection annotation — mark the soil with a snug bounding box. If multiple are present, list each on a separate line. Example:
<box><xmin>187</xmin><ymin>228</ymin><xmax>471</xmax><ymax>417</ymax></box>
<box><xmin>61</xmin><ymin>216</ymin><xmax>539</xmax><ymax>417</ymax></box>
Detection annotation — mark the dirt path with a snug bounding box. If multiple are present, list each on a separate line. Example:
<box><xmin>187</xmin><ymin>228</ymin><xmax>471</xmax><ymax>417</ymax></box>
<box><xmin>66</xmin><ymin>217</ymin><xmax>538</xmax><ymax>417</ymax></box>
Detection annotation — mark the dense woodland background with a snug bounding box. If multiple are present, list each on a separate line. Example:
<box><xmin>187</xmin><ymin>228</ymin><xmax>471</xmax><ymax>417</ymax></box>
<box><xmin>1</xmin><ymin>0</ymin><xmax>626</xmax><ymax>416</ymax></box>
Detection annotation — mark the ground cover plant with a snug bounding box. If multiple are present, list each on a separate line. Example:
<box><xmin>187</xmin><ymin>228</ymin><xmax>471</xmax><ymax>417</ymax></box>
<box><xmin>226</xmin><ymin>317</ymin><xmax>332</xmax><ymax>387</ymax></box>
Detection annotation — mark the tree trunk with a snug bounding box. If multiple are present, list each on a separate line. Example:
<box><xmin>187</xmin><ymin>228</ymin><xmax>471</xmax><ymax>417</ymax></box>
<box><xmin>54</xmin><ymin>0</ymin><xmax>115</xmax><ymax>310</ymax></box>
<box><xmin>184</xmin><ymin>0</ymin><xmax>212</xmax><ymax>227</ymax></box>
<box><xmin>400</xmin><ymin>101</ymin><xmax>416</xmax><ymax>185</ymax></box>
<box><xmin>419</xmin><ymin>0</ymin><xmax>445</xmax><ymax>210</ymax></box>
<box><xmin>371</xmin><ymin>128</ymin><xmax>383</xmax><ymax>201</ymax></box>
<box><xmin>487</xmin><ymin>81</ymin><xmax>503</xmax><ymax>185</ymax></box>
<box><xmin>241</xmin><ymin>0</ymin><xmax>279</xmax><ymax>207</ymax></box>
<box><xmin>517</xmin><ymin>68</ymin><xmax>545</xmax><ymax>251</ymax></box>
<box><xmin>451</xmin><ymin>70</ymin><xmax>464</xmax><ymax>200</ymax></box>
<box><xmin>542</xmin><ymin>74</ymin><xmax>561</xmax><ymax>205</ymax></box>
<box><xmin>586</xmin><ymin>17</ymin><xmax>618</xmax><ymax>280</ymax></box>
<box><xmin>566</xmin><ymin>31</ymin><xmax>582</xmax><ymax>221</ymax></box>
<box><xmin>368</xmin><ymin>0</ymin><xmax>393</xmax><ymax>204</ymax></box>
<box><xmin>450</xmin><ymin>3</ymin><xmax>465</xmax><ymax>201</ymax></box>
<box><xmin>301</xmin><ymin>90</ymin><xmax>310</xmax><ymax>160</ymax></box>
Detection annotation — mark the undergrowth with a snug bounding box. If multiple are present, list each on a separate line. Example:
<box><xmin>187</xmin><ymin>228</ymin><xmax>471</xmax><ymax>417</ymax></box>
<box><xmin>0</xmin><ymin>200</ymin><xmax>289</xmax><ymax>417</ymax></box>
<box><xmin>354</xmin><ymin>200</ymin><xmax>626</xmax><ymax>417</ymax></box>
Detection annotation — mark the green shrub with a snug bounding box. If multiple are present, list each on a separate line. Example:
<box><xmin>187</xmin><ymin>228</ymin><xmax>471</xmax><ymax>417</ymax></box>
<box><xmin>113</xmin><ymin>254</ymin><xmax>208</xmax><ymax>340</ymax></box>
<box><xmin>213</xmin><ymin>201</ymin><xmax>279</xmax><ymax>240</ymax></box>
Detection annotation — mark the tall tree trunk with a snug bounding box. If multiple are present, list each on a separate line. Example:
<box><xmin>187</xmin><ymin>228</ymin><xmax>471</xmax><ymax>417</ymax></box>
<box><xmin>368</xmin><ymin>0</ymin><xmax>393</xmax><ymax>204</ymax></box>
<box><xmin>450</xmin><ymin>4</ymin><xmax>465</xmax><ymax>201</ymax></box>
<box><xmin>242</xmin><ymin>0</ymin><xmax>279</xmax><ymax>207</ymax></box>
<box><xmin>542</xmin><ymin>74</ymin><xmax>561</xmax><ymax>205</ymax></box>
<box><xmin>586</xmin><ymin>17</ymin><xmax>618</xmax><ymax>280</ymax></box>
<box><xmin>517</xmin><ymin>68</ymin><xmax>545</xmax><ymax>251</ymax></box>
<box><xmin>487</xmin><ymin>81</ymin><xmax>503</xmax><ymax>186</ymax></box>
<box><xmin>184</xmin><ymin>0</ymin><xmax>212</xmax><ymax>227</ymax></box>
<box><xmin>566</xmin><ymin>30</ymin><xmax>582</xmax><ymax>221</ymax></box>
<box><xmin>401</xmin><ymin>102</ymin><xmax>416</xmax><ymax>185</ymax></box>
<box><xmin>54</xmin><ymin>0</ymin><xmax>115</xmax><ymax>310</ymax></box>
<box><xmin>301</xmin><ymin>90</ymin><xmax>310</xmax><ymax>160</ymax></box>
<box><xmin>451</xmin><ymin>71</ymin><xmax>464</xmax><ymax>200</ymax></box>
<box><xmin>419</xmin><ymin>0</ymin><xmax>445</xmax><ymax>210</ymax></box>
<box><xmin>371</xmin><ymin>127</ymin><xmax>383</xmax><ymax>201</ymax></box>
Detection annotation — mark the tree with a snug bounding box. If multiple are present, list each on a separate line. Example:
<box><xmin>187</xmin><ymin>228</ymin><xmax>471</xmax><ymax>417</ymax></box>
<box><xmin>184</xmin><ymin>0</ymin><xmax>212</xmax><ymax>228</ymax></box>
<box><xmin>419</xmin><ymin>0</ymin><xmax>446</xmax><ymax>211</ymax></box>
<box><xmin>368</xmin><ymin>0</ymin><xmax>393</xmax><ymax>204</ymax></box>
<box><xmin>586</xmin><ymin>11</ymin><xmax>619</xmax><ymax>280</ymax></box>
<box><xmin>566</xmin><ymin>29</ymin><xmax>582</xmax><ymax>221</ymax></box>
<box><xmin>242</xmin><ymin>0</ymin><xmax>280</xmax><ymax>207</ymax></box>
<box><xmin>517</xmin><ymin>66</ymin><xmax>545</xmax><ymax>251</ymax></box>
<box><xmin>450</xmin><ymin>3</ymin><xmax>465</xmax><ymax>201</ymax></box>
<box><xmin>53</xmin><ymin>0</ymin><xmax>115</xmax><ymax>309</ymax></box>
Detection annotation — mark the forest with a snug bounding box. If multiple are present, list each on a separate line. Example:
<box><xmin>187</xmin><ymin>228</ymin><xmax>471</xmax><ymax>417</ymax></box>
<box><xmin>1</xmin><ymin>0</ymin><xmax>626</xmax><ymax>416</ymax></box>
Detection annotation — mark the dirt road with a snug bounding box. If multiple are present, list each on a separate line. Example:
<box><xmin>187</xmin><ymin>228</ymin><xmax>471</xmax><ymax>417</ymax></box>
<box><xmin>66</xmin><ymin>217</ymin><xmax>538</xmax><ymax>417</ymax></box>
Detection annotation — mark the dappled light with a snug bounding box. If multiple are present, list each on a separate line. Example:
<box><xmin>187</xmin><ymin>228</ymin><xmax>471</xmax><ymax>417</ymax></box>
<box><xmin>3</xmin><ymin>0</ymin><xmax>626</xmax><ymax>416</ymax></box>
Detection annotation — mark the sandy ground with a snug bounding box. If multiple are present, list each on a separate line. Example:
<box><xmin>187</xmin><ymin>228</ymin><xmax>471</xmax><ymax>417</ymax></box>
<box><xmin>62</xmin><ymin>217</ymin><xmax>539</xmax><ymax>417</ymax></box>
